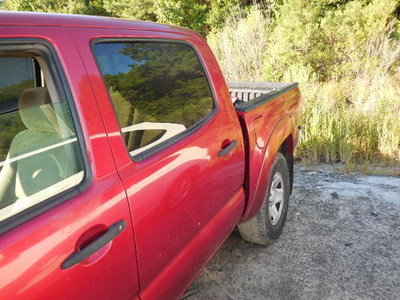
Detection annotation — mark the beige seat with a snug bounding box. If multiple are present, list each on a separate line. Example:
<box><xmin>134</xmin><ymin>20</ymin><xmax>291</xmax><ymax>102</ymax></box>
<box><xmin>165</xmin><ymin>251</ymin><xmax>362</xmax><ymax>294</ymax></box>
<box><xmin>0</xmin><ymin>87</ymin><xmax>79</xmax><ymax>209</ymax></box>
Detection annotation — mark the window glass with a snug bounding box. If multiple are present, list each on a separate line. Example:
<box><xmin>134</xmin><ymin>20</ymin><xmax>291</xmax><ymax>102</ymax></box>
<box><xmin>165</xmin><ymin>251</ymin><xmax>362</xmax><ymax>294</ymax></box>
<box><xmin>0</xmin><ymin>56</ymin><xmax>84</xmax><ymax>221</ymax></box>
<box><xmin>0</xmin><ymin>58</ymin><xmax>36</xmax><ymax>161</ymax></box>
<box><xmin>93</xmin><ymin>41</ymin><xmax>215</xmax><ymax>156</ymax></box>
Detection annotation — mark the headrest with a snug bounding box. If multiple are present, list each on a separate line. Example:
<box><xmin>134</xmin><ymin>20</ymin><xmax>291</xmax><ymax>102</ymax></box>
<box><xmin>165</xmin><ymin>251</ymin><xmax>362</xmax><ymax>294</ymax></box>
<box><xmin>19</xmin><ymin>87</ymin><xmax>51</xmax><ymax>109</ymax></box>
<box><xmin>19</xmin><ymin>87</ymin><xmax>58</xmax><ymax>134</ymax></box>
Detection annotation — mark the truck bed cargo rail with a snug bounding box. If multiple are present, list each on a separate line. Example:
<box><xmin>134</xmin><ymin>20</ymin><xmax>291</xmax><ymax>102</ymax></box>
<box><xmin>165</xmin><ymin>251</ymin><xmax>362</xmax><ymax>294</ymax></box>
<box><xmin>228</xmin><ymin>81</ymin><xmax>298</xmax><ymax>112</ymax></box>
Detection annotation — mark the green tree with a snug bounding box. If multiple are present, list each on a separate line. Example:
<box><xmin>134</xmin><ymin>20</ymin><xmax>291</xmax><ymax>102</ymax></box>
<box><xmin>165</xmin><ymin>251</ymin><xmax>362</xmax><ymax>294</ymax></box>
<box><xmin>319</xmin><ymin>0</ymin><xmax>400</xmax><ymax>78</ymax></box>
<box><xmin>154</xmin><ymin>0</ymin><xmax>209</xmax><ymax>35</ymax></box>
<box><xmin>263</xmin><ymin>0</ymin><xmax>324</xmax><ymax>81</ymax></box>
<box><xmin>262</xmin><ymin>0</ymin><xmax>400</xmax><ymax>82</ymax></box>
<box><xmin>205</xmin><ymin>0</ymin><xmax>243</xmax><ymax>30</ymax></box>
<box><xmin>102</xmin><ymin>0</ymin><xmax>156</xmax><ymax>20</ymax></box>
<box><xmin>153</xmin><ymin>0</ymin><xmax>255</xmax><ymax>36</ymax></box>
<box><xmin>1</xmin><ymin>0</ymin><xmax>156</xmax><ymax>19</ymax></box>
<box><xmin>82</xmin><ymin>0</ymin><xmax>112</xmax><ymax>16</ymax></box>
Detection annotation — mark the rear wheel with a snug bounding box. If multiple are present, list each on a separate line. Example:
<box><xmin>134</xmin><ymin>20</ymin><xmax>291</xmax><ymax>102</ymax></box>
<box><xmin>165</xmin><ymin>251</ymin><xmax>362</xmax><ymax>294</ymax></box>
<box><xmin>238</xmin><ymin>152</ymin><xmax>290</xmax><ymax>245</ymax></box>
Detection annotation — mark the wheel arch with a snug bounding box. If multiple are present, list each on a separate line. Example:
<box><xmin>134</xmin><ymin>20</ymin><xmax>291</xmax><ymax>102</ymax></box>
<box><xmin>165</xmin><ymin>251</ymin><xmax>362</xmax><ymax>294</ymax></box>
<box><xmin>278</xmin><ymin>134</ymin><xmax>294</xmax><ymax>194</ymax></box>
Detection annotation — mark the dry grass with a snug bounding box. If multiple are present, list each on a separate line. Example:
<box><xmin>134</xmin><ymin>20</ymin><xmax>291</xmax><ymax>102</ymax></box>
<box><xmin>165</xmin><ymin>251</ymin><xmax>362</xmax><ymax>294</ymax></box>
<box><xmin>207</xmin><ymin>7</ymin><xmax>270</xmax><ymax>81</ymax></box>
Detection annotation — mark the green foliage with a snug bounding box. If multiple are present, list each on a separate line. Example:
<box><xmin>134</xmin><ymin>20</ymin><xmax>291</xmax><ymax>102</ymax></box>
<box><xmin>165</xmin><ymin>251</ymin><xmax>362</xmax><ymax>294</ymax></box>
<box><xmin>153</xmin><ymin>0</ymin><xmax>255</xmax><ymax>35</ymax></box>
<box><xmin>154</xmin><ymin>0</ymin><xmax>208</xmax><ymax>35</ymax></box>
<box><xmin>1</xmin><ymin>0</ymin><xmax>156</xmax><ymax>19</ymax></box>
<box><xmin>1</xmin><ymin>0</ymin><xmax>251</xmax><ymax>34</ymax></box>
<box><xmin>258</xmin><ymin>0</ymin><xmax>400</xmax><ymax>168</ymax></box>
<box><xmin>101</xmin><ymin>0</ymin><xmax>156</xmax><ymax>20</ymax></box>
<box><xmin>205</xmin><ymin>0</ymin><xmax>243</xmax><ymax>30</ymax></box>
<box><xmin>263</xmin><ymin>0</ymin><xmax>400</xmax><ymax>82</ymax></box>
<box><xmin>2</xmin><ymin>0</ymin><xmax>87</xmax><ymax>14</ymax></box>
<box><xmin>81</xmin><ymin>0</ymin><xmax>112</xmax><ymax>16</ymax></box>
<box><xmin>319</xmin><ymin>0</ymin><xmax>400</xmax><ymax>79</ymax></box>
<box><xmin>0</xmin><ymin>111</ymin><xmax>26</xmax><ymax>162</ymax></box>
<box><xmin>263</xmin><ymin>0</ymin><xmax>323</xmax><ymax>81</ymax></box>
<box><xmin>208</xmin><ymin>2</ymin><xmax>400</xmax><ymax>169</ymax></box>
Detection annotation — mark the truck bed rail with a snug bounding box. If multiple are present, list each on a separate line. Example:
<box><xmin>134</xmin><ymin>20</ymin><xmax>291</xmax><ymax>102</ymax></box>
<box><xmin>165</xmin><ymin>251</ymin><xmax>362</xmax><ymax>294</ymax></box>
<box><xmin>228</xmin><ymin>81</ymin><xmax>298</xmax><ymax>112</ymax></box>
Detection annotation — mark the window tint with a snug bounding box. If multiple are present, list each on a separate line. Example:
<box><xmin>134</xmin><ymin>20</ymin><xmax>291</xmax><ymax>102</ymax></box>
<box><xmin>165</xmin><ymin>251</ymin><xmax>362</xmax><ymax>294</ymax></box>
<box><xmin>93</xmin><ymin>41</ymin><xmax>215</xmax><ymax>156</ymax></box>
<box><xmin>0</xmin><ymin>56</ymin><xmax>84</xmax><ymax>221</ymax></box>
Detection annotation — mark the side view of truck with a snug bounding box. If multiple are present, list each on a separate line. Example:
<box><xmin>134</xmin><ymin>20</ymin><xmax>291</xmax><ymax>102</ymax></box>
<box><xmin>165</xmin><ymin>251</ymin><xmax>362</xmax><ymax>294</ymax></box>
<box><xmin>0</xmin><ymin>12</ymin><xmax>302</xmax><ymax>299</ymax></box>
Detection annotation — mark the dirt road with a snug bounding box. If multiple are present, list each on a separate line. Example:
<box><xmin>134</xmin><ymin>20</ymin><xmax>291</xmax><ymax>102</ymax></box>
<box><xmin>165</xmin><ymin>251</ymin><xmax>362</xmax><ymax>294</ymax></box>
<box><xmin>187</xmin><ymin>164</ymin><xmax>400</xmax><ymax>300</ymax></box>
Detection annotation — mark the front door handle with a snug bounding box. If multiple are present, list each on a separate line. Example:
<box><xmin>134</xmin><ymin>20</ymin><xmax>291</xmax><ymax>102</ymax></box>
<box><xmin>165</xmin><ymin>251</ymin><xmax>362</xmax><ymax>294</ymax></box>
<box><xmin>218</xmin><ymin>140</ymin><xmax>237</xmax><ymax>157</ymax></box>
<box><xmin>61</xmin><ymin>220</ymin><xmax>126</xmax><ymax>270</ymax></box>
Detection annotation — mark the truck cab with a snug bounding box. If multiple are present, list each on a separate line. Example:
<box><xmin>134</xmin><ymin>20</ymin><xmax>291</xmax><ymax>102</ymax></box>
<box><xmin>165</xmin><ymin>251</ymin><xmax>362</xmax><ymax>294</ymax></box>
<box><xmin>0</xmin><ymin>12</ymin><xmax>301</xmax><ymax>300</ymax></box>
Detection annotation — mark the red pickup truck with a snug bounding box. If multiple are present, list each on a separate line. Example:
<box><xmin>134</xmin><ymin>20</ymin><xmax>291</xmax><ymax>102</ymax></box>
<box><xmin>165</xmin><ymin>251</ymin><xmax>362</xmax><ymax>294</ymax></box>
<box><xmin>0</xmin><ymin>12</ymin><xmax>302</xmax><ymax>299</ymax></box>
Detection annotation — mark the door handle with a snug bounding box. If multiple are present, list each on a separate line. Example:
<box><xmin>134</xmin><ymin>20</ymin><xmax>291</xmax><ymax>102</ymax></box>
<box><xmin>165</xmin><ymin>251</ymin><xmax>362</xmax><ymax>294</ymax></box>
<box><xmin>218</xmin><ymin>140</ymin><xmax>237</xmax><ymax>157</ymax></box>
<box><xmin>61</xmin><ymin>220</ymin><xmax>126</xmax><ymax>270</ymax></box>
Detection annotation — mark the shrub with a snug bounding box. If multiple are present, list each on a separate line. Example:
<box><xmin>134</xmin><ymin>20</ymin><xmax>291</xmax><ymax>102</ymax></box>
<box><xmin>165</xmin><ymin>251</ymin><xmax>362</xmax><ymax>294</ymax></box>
<box><xmin>207</xmin><ymin>6</ymin><xmax>271</xmax><ymax>81</ymax></box>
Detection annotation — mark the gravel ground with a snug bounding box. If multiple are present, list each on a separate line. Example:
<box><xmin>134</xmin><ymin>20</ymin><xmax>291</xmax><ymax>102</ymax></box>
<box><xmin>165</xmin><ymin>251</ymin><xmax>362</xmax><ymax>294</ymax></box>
<box><xmin>186</xmin><ymin>164</ymin><xmax>400</xmax><ymax>300</ymax></box>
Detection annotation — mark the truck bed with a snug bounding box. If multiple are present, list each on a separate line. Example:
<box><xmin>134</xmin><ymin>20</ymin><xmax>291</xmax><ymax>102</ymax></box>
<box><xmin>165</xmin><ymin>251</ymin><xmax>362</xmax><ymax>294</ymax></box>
<box><xmin>229</xmin><ymin>81</ymin><xmax>302</xmax><ymax>221</ymax></box>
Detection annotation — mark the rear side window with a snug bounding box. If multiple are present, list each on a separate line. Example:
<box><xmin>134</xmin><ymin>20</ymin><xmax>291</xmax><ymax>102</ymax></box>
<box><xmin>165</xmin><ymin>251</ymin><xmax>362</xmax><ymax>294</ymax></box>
<box><xmin>93</xmin><ymin>41</ymin><xmax>215</xmax><ymax>157</ymax></box>
<box><xmin>0</xmin><ymin>54</ymin><xmax>84</xmax><ymax>222</ymax></box>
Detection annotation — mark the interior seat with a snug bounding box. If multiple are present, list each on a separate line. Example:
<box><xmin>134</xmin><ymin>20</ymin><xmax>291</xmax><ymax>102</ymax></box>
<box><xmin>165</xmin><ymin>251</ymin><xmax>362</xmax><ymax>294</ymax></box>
<box><xmin>0</xmin><ymin>87</ymin><xmax>78</xmax><ymax>210</ymax></box>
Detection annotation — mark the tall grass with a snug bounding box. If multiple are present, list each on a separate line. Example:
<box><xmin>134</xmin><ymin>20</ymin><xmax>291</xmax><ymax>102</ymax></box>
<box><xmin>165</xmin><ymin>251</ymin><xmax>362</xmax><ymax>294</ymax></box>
<box><xmin>207</xmin><ymin>6</ymin><xmax>400</xmax><ymax>173</ymax></box>
<box><xmin>297</xmin><ymin>76</ymin><xmax>400</xmax><ymax>168</ymax></box>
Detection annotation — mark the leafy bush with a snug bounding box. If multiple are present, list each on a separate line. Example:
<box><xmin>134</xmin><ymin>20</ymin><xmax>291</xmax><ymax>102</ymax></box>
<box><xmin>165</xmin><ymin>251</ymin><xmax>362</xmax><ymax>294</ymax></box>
<box><xmin>1</xmin><ymin>0</ymin><xmax>87</xmax><ymax>14</ymax></box>
<box><xmin>153</xmin><ymin>0</ymin><xmax>208</xmax><ymax>35</ymax></box>
<box><xmin>263</xmin><ymin>0</ymin><xmax>400</xmax><ymax>82</ymax></box>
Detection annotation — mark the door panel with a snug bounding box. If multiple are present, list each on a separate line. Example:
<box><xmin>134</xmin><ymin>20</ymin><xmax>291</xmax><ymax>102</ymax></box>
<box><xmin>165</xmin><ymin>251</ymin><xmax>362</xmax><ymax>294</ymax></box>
<box><xmin>72</xmin><ymin>27</ymin><xmax>246</xmax><ymax>299</ymax></box>
<box><xmin>119</xmin><ymin>117</ymin><xmax>246</xmax><ymax>298</ymax></box>
<box><xmin>0</xmin><ymin>28</ymin><xmax>139</xmax><ymax>299</ymax></box>
<box><xmin>70</xmin><ymin>29</ymin><xmax>245</xmax><ymax>299</ymax></box>
<box><xmin>0</xmin><ymin>179</ymin><xmax>139</xmax><ymax>299</ymax></box>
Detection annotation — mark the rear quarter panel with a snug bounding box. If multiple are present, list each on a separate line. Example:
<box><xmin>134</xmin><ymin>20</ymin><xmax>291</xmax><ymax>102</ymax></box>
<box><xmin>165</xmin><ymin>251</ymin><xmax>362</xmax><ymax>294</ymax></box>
<box><xmin>237</xmin><ymin>86</ymin><xmax>302</xmax><ymax>221</ymax></box>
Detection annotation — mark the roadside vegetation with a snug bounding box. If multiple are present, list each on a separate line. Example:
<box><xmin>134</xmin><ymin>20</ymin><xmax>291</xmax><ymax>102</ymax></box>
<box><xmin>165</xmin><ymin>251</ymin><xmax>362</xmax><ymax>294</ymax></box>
<box><xmin>2</xmin><ymin>0</ymin><xmax>399</xmax><ymax>174</ymax></box>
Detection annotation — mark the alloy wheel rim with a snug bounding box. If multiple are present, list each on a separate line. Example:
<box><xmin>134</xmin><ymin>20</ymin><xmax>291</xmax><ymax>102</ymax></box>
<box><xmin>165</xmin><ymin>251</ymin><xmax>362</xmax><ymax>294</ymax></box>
<box><xmin>268</xmin><ymin>172</ymin><xmax>284</xmax><ymax>225</ymax></box>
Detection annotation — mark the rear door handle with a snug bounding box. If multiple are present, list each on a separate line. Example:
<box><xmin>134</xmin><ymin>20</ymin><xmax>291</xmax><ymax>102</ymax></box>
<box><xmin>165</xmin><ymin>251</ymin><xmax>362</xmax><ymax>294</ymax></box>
<box><xmin>61</xmin><ymin>220</ymin><xmax>126</xmax><ymax>270</ymax></box>
<box><xmin>218</xmin><ymin>140</ymin><xmax>237</xmax><ymax>157</ymax></box>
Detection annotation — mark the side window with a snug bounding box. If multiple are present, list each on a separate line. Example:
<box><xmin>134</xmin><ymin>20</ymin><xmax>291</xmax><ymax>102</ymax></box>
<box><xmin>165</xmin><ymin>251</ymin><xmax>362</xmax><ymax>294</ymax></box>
<box><xmin>0</xmin><ymin>54</ymin><xmax>84</xmax><ymax>222</ymax></box>
<box><xmin>93</xmin><ymin>41</ymin><xmax>215</xmax><ymax>157</ymax></box>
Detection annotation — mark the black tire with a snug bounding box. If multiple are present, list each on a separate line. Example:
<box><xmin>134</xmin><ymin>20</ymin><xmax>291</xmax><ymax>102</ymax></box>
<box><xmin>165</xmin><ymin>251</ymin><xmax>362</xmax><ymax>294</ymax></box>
<box><xmin>237</xmin><ymin>152</ymin><xmax>290</xmax><ymax>245</ymax></box>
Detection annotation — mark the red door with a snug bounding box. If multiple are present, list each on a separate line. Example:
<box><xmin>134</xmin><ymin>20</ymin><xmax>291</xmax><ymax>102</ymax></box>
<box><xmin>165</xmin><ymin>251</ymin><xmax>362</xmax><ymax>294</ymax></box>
<box><xmin>118</xmin><ymin>111</ymin><xmax>246</xmax><ymax>299</ymax></box>
<box><xmin>0</xmin><ymin>27</ymin><xmax>139</xmax><ymax>299</ymax></box>
<box><xmin>73</xmin><ymin>27</ymin><xmax>247</xmax><ymax>299</ymax></box>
